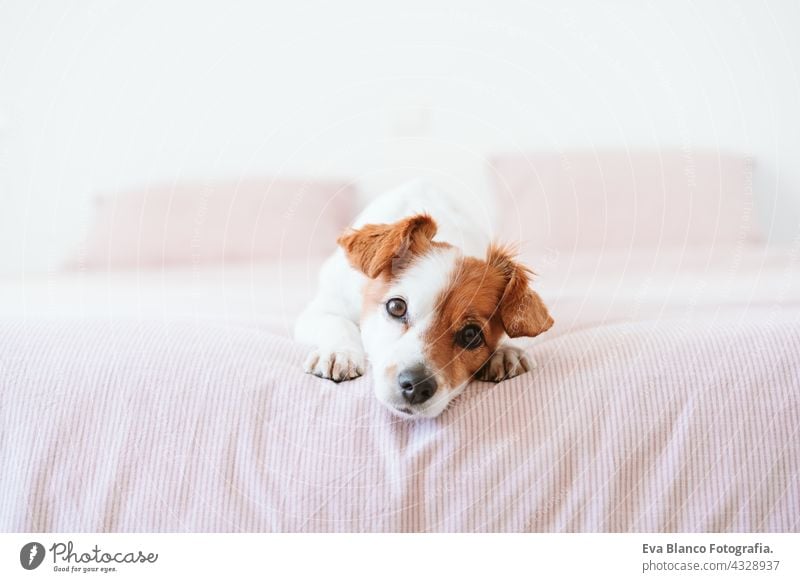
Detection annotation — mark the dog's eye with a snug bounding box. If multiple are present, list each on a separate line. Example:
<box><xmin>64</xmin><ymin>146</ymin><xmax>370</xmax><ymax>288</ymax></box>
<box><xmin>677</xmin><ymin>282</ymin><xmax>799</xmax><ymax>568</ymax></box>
<box><xmin>455</xmin><ymin>324</ymin><xmax>484</xmax><ymax>350</ymax></box>
<box><xmin>386</xmin><ymin>298</ymin><xmax>407</xmax><ymax>319</ymax></box>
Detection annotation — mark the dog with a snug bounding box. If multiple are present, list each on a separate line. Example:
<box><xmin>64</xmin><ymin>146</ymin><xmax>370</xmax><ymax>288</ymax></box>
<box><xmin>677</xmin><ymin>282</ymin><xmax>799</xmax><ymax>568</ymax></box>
<box><xmin>294</xmin><ymin>180</ymin><xmax>554</xmax><ymax>418</ymax></box>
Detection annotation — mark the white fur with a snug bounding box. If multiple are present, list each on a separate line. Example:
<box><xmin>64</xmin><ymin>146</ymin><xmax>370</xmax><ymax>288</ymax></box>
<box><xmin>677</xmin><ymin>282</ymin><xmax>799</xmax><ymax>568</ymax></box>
<box><xmin>360</xmin><ymin>248</ymin><xmax>461</xmax><ymax>418</ymax></box>
<box><xmin>294</xmin><ymin>180</ymin><xmax>530</xmax><ymax>418</ymax></box>
<box><xmin>295</xmin><ymin>248</ymin><xmax>366</xmax><ymax>381</ymax></box>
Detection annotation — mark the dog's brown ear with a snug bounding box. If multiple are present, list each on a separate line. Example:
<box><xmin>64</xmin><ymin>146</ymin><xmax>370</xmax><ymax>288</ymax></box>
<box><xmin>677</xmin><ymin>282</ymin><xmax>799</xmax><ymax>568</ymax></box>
<box><xmin>487</xmin><ymin>244</ymin><xmax>554</xmax><ymax>338</ymax></box>
<box><xmin>337</xmin><ymin>214</ymin><xmax>438</xmax><ymax>279</ymax></box>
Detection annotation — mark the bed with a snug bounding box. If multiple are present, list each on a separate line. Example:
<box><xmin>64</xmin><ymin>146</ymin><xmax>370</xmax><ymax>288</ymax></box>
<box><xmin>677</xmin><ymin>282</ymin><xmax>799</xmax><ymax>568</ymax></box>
<box><xmin>1</xmin><ymin>154</ymin><xmax>798</xmax><ymax>532</ymax></box>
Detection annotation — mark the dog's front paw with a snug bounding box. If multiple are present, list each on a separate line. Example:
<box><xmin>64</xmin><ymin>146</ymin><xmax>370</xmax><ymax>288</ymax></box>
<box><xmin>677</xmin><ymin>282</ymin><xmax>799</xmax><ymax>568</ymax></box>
<box><xmin>303</xmin><ymin>348</ymin><xmax>366</xmax><ymax>382</ymax></box>
<box><xmin>477</xmin><ymin>344</ymin><xmax>535</xmax><ymax>382</ymax></box>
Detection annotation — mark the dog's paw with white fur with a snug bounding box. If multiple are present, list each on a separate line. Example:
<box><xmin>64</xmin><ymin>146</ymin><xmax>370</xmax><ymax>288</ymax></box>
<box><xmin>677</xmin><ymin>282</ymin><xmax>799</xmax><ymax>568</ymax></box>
<box><xmin>476</xmin><ymin>344</ymin><xmax>535</xmax><ymax>382</ymax></box>
<box><xmin>303</xmin><ymin>348</ymin><xmax>366</xmax><ymax>382</ymax></box>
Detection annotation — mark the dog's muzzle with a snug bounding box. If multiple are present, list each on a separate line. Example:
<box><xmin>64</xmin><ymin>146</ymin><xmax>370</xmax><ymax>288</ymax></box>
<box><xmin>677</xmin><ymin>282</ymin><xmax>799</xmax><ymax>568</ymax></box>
<box><xmin>397</xmin><ymin>364</ymin><xmax>438</xmax><ymax>405</ymax></box>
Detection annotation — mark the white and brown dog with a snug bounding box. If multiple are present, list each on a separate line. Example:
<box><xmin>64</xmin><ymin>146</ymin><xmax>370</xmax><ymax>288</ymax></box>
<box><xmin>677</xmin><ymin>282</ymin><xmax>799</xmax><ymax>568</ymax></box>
<box><xmin>294</xmin><ymin>180</ymin><xmax>553</xmax><ymax>419</ymax></box>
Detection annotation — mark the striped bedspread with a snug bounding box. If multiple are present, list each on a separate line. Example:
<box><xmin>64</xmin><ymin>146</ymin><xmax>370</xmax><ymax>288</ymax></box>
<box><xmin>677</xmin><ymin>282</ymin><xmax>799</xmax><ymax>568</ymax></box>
<box><xmin>2</xmin><ymin>310</ymin><xmax>798</xmax><ymax>532</ymax></box>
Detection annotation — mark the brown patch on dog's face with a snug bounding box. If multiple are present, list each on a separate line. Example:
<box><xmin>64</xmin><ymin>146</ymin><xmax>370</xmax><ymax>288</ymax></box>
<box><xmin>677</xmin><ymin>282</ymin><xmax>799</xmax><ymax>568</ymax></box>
<box><xmin>338</xmin><ymin>214</ymin><xmax>438</xmax><ymax>279</ymax></box>
<box><xmin>349</xmin><ymin>214</ymin><xmax>453</xmax><ymax>325</ymax></box>
<box><xmin>422</xmin><ymin>256</ymin><xmax>508</xmax><ymax>390</ymax></box>
<box><xmin>423</xmin><ymin>246</ymin><xmax>554</xmax><ymax>391</ymax></box>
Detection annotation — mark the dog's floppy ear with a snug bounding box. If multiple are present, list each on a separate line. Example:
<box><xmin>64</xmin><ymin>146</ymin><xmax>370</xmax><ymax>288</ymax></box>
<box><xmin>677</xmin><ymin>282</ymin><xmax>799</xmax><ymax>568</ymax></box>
<box><xmin>337</xmin><ymin>214</ymin><xmax>437</xmax><ymax>279</ymax></box>
<box><xmin>487</xmin><ymin>244</ymin><xmax>554</xmax><ymax>338</ymax></box>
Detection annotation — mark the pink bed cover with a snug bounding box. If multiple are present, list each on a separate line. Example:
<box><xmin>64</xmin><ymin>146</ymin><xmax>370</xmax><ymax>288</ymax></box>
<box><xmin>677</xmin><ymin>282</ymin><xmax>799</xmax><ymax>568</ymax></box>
<box><xmin>1</xmin><ymin>246</ymin><xmax>798</xmax><ymax>532</ymax></box>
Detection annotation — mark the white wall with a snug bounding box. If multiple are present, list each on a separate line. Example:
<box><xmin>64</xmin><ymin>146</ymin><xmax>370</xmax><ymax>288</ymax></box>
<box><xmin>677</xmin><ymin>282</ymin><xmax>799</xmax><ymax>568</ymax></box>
<box><xmin>1</xmin><ymin>0</ymin><xmax>799</xmax><ymax>274</ymax></box>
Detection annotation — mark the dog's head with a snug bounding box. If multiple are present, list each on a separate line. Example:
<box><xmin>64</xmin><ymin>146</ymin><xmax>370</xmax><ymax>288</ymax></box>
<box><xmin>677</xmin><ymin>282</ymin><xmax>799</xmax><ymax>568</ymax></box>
<box><xmin>338</xmin><ymin>214</ymin><xmax>553</xmax><ymax>418</ymax></box>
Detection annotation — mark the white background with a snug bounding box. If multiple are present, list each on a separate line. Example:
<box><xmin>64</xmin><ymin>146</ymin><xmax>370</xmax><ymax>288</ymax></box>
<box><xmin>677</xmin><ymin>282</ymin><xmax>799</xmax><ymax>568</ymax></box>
<box><xmin>1</xmin><ymin>0</ymin><xmax>799</xmax><ymax>274</ymax></box>
<box><xmin>1</xmin><ymin>534</ymin><xmax>797</xmax><ymax>581</ymax></box>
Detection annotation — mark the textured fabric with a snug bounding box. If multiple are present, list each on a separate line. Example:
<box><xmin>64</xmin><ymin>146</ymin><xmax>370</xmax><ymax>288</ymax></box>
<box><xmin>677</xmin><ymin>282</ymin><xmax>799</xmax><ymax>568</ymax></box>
<box><xmin>65</xmin><ymin>178</ymin><xmax>358</xmax><ymax>269</ymax></box>
<box><xmin>489</xmin><ymin>150</ymin><xmax>760</xmax><ymax>250</ymax></box>
<box><xmin>0</xmin><ymin>317</ymin><xmax>797</xmax><ymax>533</ymax></box>
<box><xmin>2</xmin><ymin>243</ymin><xmax>799</xmax><ymax>532</ymax></box>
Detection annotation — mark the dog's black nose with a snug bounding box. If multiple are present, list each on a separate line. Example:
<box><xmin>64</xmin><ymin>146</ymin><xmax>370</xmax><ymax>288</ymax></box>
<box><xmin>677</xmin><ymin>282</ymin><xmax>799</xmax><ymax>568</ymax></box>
<box><xmin>398</xmin><ymin>365</ymin><xmax>438</xmax><ymax>405</ymax></box>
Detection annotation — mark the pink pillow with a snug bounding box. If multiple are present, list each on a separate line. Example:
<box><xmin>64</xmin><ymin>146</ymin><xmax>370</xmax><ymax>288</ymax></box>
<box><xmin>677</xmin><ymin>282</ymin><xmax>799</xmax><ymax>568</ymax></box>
<box><xmin>67</xmin><ymin>178</ymin><xmax>358</xmax><ymax>269</ymax></box>
<box><xmin>488</xmin><ymin>150</ymin><xmax>761</xmax><ymax>250</ymax></box>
